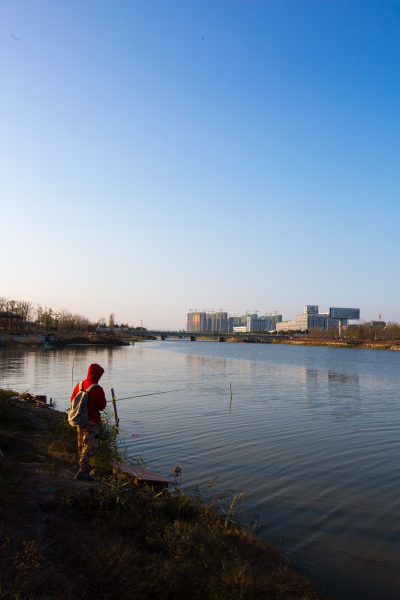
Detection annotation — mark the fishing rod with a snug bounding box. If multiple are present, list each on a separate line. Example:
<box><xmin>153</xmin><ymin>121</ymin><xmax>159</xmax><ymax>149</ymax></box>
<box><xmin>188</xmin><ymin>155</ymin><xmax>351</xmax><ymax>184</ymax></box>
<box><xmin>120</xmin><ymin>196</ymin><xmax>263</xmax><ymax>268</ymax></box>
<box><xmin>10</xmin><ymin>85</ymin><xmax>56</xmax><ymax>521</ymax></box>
<box><xmin>114</xmin><ymin>387</ymin><xmax>193</xmax><ymax>402</ymax></box>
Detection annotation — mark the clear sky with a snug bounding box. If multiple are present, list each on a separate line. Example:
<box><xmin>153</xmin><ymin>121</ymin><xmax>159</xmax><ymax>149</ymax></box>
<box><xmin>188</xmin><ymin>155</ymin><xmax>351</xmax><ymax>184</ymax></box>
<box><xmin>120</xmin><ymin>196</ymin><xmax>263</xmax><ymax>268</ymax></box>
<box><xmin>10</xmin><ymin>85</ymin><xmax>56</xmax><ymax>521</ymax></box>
<box><xmin>1</xmin><ymin>0</ymin><xmax>399</xmax><ymax>328</ymax></box>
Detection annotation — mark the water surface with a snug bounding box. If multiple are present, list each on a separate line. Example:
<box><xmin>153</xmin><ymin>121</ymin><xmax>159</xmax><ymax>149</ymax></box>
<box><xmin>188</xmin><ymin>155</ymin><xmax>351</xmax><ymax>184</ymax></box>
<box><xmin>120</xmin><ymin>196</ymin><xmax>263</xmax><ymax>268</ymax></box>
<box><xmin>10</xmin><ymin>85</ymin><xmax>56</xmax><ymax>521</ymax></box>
<box><xmin>1</xmin><ymin>340</ymin><xmax>399</xmax><ymax>599</ymax></box>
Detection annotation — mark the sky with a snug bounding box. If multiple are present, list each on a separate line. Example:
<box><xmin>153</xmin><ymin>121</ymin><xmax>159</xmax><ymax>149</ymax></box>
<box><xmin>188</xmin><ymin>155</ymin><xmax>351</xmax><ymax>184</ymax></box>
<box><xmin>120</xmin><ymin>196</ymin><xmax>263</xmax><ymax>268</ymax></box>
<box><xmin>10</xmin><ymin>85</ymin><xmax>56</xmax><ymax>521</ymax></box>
<box><xmin>1</xmin><ymin>0</ymin><xmax>399</xmax><ymax>329</ymax></box>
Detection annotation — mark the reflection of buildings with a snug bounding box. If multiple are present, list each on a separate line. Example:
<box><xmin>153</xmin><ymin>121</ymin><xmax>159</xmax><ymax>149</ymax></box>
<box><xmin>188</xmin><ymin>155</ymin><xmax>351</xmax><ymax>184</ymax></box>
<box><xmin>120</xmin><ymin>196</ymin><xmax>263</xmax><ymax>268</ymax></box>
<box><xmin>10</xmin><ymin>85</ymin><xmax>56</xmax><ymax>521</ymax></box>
<box><xmin>301</xmin><ymin>367</ymin><xmax>361</xmax><ymax>418</ymax></box>
<box><xmin>327</xmin><ymin>370</ymin><xmax>360</xmax><ymax>389</ymax></box>
<box><xmin>185</xmin><ymin>354</ymin><xmax>227</xmax><ymax>372</ymax></box>
<box><xmin>277</xmin><ymin>305</ymin><xmax>346</xmax><ymax>333</ymax></box>
<box><xmin>301</xmin><ymin>367</ymin><xmax>360</xmax><ymax>390</ymax></box>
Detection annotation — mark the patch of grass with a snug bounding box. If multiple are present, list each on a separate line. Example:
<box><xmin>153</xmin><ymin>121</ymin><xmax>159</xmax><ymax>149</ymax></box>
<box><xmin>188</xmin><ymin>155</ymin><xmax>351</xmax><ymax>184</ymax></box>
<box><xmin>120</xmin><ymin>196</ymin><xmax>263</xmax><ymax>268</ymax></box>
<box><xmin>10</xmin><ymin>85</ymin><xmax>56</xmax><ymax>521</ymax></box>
<box><xmin>42</xmin><ymin>478</ymin><xmax>327</xmax><ymax>600</ymax></box>
<box><xmin>0</xmin><ymin>389</ymin><xmax>31</xmax><ymax>430</ymax></box>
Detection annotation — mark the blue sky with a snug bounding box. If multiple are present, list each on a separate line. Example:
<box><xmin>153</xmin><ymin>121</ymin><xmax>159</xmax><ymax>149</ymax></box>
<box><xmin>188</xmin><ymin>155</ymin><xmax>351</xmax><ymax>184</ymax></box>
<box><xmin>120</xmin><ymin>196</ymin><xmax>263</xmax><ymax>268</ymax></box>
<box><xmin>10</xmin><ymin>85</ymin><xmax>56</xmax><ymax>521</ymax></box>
<box><xmin>1</xmin><ymin>0</ymin><xmax>399</xmax><ymax>328</ymax></box>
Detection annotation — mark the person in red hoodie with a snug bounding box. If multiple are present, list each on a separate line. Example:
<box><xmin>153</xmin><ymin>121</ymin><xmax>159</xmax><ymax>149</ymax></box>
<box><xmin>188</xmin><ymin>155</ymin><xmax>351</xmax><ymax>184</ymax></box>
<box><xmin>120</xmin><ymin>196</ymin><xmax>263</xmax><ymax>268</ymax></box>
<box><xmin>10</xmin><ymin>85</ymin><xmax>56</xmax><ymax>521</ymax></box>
<box><xmin>71</xmin><ymin>363</ymin><xmax>107</xmax><ymax>481</ymax></box>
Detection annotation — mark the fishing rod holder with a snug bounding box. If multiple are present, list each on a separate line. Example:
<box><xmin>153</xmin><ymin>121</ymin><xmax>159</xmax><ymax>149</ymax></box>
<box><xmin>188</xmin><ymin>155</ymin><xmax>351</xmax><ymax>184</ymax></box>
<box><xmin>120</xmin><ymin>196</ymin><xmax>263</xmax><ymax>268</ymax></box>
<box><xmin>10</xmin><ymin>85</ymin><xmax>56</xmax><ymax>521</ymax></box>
<box><xmin>110</xmin><ymin>388</ymin><xmax>120</xmax><ymax>428</ymax></box>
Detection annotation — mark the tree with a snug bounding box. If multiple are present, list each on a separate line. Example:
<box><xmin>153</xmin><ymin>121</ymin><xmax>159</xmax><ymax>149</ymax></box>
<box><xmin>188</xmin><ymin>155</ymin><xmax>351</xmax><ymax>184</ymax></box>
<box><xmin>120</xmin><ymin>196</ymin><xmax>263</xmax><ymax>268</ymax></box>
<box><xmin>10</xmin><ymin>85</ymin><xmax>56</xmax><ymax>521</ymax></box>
<box><xmin>36</xmin><ymin>305</ymin><xmax>59</xmax><ymax>329</ymax></box>
<box><xmin>0</xmin><ymin>297</ymin><xmax>9</xmax><ymax>311</ymax></box>
<box><xmin>15</xmin><ymin>300</ymin><xmax>35</xmax><ymax>321</ymax></box>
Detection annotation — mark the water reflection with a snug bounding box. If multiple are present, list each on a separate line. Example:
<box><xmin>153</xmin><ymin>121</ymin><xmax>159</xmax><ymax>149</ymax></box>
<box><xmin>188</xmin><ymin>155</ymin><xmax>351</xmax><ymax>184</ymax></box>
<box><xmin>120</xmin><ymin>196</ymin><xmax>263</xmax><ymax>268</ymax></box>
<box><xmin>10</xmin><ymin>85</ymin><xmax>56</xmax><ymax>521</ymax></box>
<box><xmin>298</xmin><ymin>367</ymin><xmax>362</xmax><ymax>420</ymax></box>
<box><xmin>328</xmin><ymin>370</ymin><xmax>360</xmax><ymax>389</ymax></box>
<box><xmin>185</xmin><ymin>353</ymin><xmax>228</xmax><ymax>372</ymax></box>
<box><xmin>327</xmin><ymin>370</ymin><xmax>361</xmax><ymax>420</ymax></box>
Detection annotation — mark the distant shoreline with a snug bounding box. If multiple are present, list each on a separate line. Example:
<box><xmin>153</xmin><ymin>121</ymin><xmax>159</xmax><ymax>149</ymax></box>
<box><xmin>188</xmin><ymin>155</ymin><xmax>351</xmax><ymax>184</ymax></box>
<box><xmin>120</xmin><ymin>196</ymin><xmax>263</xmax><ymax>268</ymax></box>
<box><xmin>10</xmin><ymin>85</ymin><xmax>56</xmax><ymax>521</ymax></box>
<box><xmin>0</xmin><ymin>333</ymin><xmax>156</xmax><ymax>348</ymax></box>
<box><xmin>190</xmin><ymin>336</ymin><xmax>400</xmax><ymax>351</ymax></box>
<box><xmin>1</xmin><ymin>333</ymin><xmax>400</xmax><ymax>351</ymax></box>
<box><xmin>272</xmin><ymin>339</ymin><xmax>400</xmax><ymax>351</ymax></box>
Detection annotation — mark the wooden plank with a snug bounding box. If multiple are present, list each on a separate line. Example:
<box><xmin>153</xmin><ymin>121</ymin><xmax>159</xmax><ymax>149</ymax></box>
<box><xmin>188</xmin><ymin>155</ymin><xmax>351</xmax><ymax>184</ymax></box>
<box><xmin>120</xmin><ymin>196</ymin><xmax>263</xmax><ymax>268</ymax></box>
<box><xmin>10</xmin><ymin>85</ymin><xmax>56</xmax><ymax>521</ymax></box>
<box><xmin>111</xmin><ymin>462</ymin><xmax>173</xmax><ymax>486</ymax></box>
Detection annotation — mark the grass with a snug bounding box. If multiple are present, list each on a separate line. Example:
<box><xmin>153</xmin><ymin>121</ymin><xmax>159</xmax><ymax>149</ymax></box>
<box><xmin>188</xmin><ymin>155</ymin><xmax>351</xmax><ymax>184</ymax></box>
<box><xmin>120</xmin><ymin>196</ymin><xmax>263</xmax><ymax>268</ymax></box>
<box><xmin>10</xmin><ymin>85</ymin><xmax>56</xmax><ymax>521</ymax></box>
<box><xmin>0</xmin><ymin>390</ymin><xmax>332</xmax><ymax>600</ymax></box>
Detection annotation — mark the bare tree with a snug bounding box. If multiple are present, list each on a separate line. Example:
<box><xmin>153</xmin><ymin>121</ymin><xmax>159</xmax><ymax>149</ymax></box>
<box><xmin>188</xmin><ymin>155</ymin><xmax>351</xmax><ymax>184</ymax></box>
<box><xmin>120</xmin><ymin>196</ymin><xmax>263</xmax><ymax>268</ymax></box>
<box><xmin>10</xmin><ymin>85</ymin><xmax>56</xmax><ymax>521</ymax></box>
<box><xmin>385</xmin><ymin>322</ymin><xmax>400</xmax><ymax>340</ymax></box>
<box><xmin>15</xmin><ymin>300</ymin><xmax>35</xmax><ymax>321</ymax></box>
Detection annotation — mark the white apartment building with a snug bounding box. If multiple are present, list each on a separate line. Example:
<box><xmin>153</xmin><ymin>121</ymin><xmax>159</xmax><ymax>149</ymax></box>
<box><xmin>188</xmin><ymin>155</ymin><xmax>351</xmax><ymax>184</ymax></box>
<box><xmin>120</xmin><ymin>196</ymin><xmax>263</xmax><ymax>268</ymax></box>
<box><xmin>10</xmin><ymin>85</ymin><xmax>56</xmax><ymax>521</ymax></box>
<box><xmin>276</xmin><ymin>305</ymin><xmax>343</xmax><ymax>332</ymax></box>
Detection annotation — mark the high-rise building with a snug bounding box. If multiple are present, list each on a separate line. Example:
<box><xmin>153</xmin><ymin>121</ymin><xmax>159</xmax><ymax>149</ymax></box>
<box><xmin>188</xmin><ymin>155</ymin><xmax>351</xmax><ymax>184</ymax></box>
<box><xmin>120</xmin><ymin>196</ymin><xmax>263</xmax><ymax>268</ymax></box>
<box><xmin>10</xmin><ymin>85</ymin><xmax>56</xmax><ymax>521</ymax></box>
<box><xmin>208</xmin><ymin>312</ymin><xmax>228</xmax><ymax>332</ymax></box>
<box><xmin>186</xmin><ymin>311</ymin><xmax>228</xmax><ymax>332</ymax></box>
<box><xmin>186</xmin><ymin>312</ymin><xmax>207</xmax><ymax>332</ymax></box>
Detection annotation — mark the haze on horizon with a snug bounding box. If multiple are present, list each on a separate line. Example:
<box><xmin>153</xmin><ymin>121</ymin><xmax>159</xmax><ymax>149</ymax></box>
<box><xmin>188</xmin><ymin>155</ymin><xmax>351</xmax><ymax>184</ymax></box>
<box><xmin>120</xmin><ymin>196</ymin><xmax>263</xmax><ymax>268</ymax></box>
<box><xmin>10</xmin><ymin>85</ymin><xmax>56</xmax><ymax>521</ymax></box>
<box><xmin>1</xmin><ymin>1</ymin><xmax>399</xmax><ymax>330</ymax></box>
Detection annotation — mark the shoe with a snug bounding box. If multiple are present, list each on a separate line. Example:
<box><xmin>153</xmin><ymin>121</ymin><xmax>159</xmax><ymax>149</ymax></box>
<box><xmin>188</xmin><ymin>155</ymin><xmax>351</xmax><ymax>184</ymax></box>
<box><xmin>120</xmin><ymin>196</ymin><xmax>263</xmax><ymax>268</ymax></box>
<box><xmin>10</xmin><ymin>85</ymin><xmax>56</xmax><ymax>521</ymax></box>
<box><xmin>75</xmin><ymin>470</ymin><xmax>94</xmax><ymax>482</ymax></box>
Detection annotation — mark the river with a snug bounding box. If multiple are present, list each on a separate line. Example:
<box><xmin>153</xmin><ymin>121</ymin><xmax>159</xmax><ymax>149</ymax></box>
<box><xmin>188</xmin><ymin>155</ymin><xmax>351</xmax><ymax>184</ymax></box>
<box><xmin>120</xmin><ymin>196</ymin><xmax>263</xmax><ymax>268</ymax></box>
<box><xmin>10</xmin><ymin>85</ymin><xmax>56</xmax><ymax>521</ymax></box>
<box><xmin>1</xmin><ymin>340</ymin><xmax>399</xmax><ymax>599</ymax></box>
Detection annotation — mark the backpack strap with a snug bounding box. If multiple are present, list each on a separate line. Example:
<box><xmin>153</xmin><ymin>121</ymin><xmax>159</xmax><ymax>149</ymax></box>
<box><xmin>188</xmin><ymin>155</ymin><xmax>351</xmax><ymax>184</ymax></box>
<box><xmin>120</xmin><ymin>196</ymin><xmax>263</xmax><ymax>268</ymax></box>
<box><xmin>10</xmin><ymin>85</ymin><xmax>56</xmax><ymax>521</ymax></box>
<box><xmin>86</xmin><ymin>383</ymin><xmax>99</xmax><ymax>393</ymax></box>
<box><xmin>76</xmin><ymin>382</ymin><xmax>97</xmax><ymax>395</ymax></box>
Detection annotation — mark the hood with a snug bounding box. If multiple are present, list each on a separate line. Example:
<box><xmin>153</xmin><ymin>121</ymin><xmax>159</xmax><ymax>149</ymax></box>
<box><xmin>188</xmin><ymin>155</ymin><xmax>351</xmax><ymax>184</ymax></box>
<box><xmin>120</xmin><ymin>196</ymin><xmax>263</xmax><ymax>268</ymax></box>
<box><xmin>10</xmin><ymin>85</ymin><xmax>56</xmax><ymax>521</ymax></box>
<box><xmin>86</xmin><ymin>363</ymin><xmax>104</xmax><ymax>383</ymax></box>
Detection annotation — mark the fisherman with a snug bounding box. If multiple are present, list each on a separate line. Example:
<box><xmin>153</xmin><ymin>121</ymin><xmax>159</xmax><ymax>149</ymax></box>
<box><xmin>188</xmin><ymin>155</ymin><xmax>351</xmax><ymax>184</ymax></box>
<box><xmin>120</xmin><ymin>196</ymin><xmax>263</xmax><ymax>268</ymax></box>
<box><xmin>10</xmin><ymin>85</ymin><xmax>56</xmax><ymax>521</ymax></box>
<box><xmin>71</xmin><ymin>363</ymin><xmax>107</xmax><ymax>481</ymax></box>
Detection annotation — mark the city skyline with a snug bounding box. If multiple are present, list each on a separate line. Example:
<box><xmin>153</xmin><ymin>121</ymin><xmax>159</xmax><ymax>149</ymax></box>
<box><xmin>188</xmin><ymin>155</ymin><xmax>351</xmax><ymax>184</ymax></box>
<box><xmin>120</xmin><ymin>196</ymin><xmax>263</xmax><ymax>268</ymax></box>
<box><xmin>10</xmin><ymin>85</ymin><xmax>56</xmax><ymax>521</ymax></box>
<box><xmin>1</xmin><ymin>1</ymin><xmax>399</xmax><ymax>329</ymax></box>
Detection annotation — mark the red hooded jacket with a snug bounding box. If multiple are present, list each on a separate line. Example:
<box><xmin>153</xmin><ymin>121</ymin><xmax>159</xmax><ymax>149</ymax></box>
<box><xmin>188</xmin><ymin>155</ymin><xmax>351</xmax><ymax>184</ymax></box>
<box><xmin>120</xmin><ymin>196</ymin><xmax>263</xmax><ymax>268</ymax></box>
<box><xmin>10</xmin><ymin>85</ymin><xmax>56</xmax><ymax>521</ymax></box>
<box><xmin>70</xmin><ymin>363</ymin><xmax>107</xmax><ymax>424</ymax></box>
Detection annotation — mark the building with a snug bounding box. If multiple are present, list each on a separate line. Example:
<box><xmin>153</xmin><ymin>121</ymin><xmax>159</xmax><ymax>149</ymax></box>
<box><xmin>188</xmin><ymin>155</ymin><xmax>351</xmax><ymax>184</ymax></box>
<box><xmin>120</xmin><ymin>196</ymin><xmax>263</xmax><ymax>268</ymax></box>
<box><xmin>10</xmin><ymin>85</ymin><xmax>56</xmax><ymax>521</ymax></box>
<box><xmin>232</xmin><ymin>314</ymin><xmax>283</xmax><ymax>333</ymax></box>
<box><xmin>240</xmin><ymin>313</ymin><xmax>258</xmax><ymax>325</ymax></box>
<box><xmin>187</xmin><ymin>312</ymin><xmax>207</xmax><ymax>332</ymax></box>
<box><xmin>187</xmin><ymin>311</ymin><xmax>228</xmax><ymax>333</ymax></box>
<box><xmin>0</xmin><ymin>310</ymin><xmax>24</xmax><ymax>332</ymax></box>
<box><xmin>188</xmin><ymin>310</ymin><xmax>282</xmax><ymax>333</ymax></box>
<box><xmin>246</xmin><ymin>315</ymin><xmax>282</xmax><ymax>332</ymax></box>
<box><xmin>276</xmin><ymin>305</ymin><xmax>345</xmax><ymax>333</ymax></box>
<box><xmin>208</xmin><ymin>312</ymin><xmax>229</xmax><ymax>332</ymax></box>
<box><xmin>232</xmin><ymin>325</ymin><xmax>247</xmax><ymax>333</ymax></box>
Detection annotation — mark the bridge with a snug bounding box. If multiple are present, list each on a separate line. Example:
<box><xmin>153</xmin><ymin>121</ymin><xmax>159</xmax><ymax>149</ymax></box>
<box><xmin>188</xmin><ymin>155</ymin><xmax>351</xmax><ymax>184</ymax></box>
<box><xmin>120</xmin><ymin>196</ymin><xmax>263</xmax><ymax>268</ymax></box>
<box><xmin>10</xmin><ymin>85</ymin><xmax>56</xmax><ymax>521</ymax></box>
<box><xmin>139</xmin><ymin>330</ymin><xmax>287</xmax><ymax>343</ymax></box>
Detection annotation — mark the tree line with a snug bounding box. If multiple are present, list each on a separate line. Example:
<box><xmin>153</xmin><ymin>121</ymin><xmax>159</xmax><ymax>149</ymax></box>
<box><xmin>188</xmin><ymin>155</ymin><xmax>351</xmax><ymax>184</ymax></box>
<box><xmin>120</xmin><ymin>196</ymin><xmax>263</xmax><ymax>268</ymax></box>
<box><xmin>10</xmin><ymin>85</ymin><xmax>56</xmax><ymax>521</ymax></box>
<box><xmin>309</xmin><ymin>322</ymin><xmax>400</xmax><ymax>341</ymax></box>
<box><xmin>0</xmin><ymin>297</ymin><xmax>138</xmax><ymax>333</ymax></box>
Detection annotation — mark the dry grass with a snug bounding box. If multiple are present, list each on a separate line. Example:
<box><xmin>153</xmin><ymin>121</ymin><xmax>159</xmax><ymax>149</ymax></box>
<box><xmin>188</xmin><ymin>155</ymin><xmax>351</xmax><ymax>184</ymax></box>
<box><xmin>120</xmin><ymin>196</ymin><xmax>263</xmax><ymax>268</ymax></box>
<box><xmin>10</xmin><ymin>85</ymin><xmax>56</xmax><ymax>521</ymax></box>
<box><xmin>0</xmin><ymin>390</ymin><xmax>332</xmax><ymax>600</ymax></box>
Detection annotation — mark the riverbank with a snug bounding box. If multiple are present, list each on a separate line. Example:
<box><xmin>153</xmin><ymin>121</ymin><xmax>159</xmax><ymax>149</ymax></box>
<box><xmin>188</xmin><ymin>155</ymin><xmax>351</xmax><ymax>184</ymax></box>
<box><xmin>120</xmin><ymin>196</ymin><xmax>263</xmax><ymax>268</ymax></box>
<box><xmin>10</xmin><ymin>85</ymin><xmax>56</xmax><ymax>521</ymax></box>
<box><xmin>275</xmin><ymin>338</ymin><xmax>400</xmax><ymax>350</ymax></box>
<box><xmin>0</xmin><ymin>389</ymin><xmax>331</xmax><ymax>600</ymax></box>
<box><xmin>0</xmin><ymin>332</ymin><xmax>157</xmax><ymax>348</ymax></box>
<box><xmin>221</xmin><ymin>336</ymin><xmax>400</xmax><ymax>350</ymax></box>
<box><xmin>185</xmin><ymin>335</ymin><xmax>400</xmax><ymax>350</ymax></box>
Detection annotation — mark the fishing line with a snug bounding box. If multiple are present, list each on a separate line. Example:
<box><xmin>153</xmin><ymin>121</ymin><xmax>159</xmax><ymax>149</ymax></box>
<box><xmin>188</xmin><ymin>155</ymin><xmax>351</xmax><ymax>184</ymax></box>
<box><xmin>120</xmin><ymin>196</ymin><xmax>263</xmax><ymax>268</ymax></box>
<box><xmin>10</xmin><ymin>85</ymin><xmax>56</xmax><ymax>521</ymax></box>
<box><xmin>113</xmin><ymin>381</ymin><xmax>237</xmax><ymax>403</ymax></box>
<box><xmin>114</xmin><ymin>387</ymin><xmax>193</xmax><ymax>402</ymax></box>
